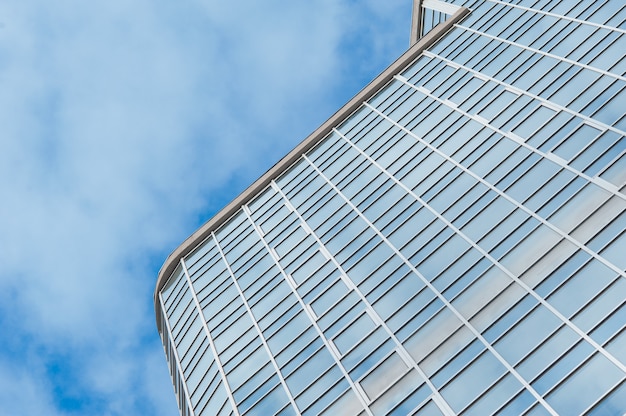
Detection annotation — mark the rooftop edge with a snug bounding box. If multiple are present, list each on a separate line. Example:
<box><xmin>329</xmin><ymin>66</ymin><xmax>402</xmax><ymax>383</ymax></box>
<box><xmin>154</xmin><ymin>7</ymin><xmax>470</xmax><ymax>331</ymax></box>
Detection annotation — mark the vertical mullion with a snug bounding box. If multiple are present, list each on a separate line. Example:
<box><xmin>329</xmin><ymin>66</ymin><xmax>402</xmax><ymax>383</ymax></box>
<box><xmin>279</xmin><ymin>162</ymin><xmax>457</xmax><ymax>416</ymax></box>
<box><xmin>303</xmin><ymin>151</ymin><xmax>560</xmax><ymax>416</ymax></box>
<box><xmin>179</xmin><ymin>259</ymin><xmax>240</xmax><ymax>416</ymax></box>
<box><xmin>211</xmin><ymin>232</ymin><xmax>301</xmax><ymax>415</ymax></box>
<box><xmin>159</xmin><ymin>292</ymin><xmax>197</xmax><ymax>416</ymax></box>
<box><xmin>240</xmin><ymin>205</ymin><xmax>374</xmax><ymax>416</ymax></box>
<box><xmin>483</xmin><ymin>0</ymin><xmax>626</xmax><ymax>35</ymax></box>
<box><xmin>456</xmin><ymin>23</ymin><xmax>626</xmax><ymax>83</ymax></box>
<box><xmin>369</xmin><ymin>83</ymin><xmax>626</xmax><ymax>278</ymax></box>
<box><xmin>336</xmin><ymin>117</ymin><xmax>626</xmax><ymax>382</ymax></box>
<box><xmin>424</xmin><ymin>46</ymin><xmax>626</xmax><ymax>139</ymax></box>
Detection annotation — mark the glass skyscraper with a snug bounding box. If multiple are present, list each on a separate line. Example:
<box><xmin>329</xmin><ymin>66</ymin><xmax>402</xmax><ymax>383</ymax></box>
<box><xmin>155</xmin><ymin>1</ymin><xmax>626</xmax><ymax>415</ymax></box>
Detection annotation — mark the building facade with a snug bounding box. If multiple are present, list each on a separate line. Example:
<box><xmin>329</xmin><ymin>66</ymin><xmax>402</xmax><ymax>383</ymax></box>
<box><xmin>155</xmin><ymin>0</ymin><xmax>626</xmax><ymax>415</ymax></box>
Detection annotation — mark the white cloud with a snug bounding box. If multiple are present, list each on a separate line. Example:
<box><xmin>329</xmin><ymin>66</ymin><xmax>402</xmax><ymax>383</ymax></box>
<box><xmin>0</xmin><ymin>360</ymin><xmax>63</xmax><ymax>416</ymax></box>
<box><xmin>0</xmin><ymin>0</ymin><xmax>409</xmax><ymax>414</ymax></box>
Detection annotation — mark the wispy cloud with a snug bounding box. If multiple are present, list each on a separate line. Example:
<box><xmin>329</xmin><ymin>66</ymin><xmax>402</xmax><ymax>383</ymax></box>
<box><xmin>0</xmin><ymin>0</ymin><xmax>409</xmax><ymax>414</ymax></box>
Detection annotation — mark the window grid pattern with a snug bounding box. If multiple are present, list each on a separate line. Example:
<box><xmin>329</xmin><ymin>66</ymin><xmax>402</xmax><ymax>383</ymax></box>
<box><xmin>159</xmin><ymin>1</ymin><xmax>626</xmax><ymax>414</ymax></box>
<box><xmin>160</xmin><ymin>266</ymin><xmax>235</xmax><ymax>416</ymax></box>
<box><xmin>298</xmin><ymin>151</ymin><xmax>556</xmax><ymax>414</ymax></box>
<box><xmin>269</xmin><ymin>177</ymin><xmax>451</xmax><ymax>415</ymax></box>
<box><xmin>421</xmin><ymin>8</ymin><xmax>451</xmax><ymax>38</ymax></box>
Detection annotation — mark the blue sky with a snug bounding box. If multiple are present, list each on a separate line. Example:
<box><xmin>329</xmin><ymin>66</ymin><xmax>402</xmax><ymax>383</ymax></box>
<box><xmin>0</xmin><ymin>1</ymin><xmax>411</xmax><ymax>414</ymax></box>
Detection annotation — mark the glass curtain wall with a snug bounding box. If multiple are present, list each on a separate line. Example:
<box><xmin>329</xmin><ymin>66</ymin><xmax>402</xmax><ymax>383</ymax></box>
<box><xmin>158</xmin><ymin>0</ymin><xmax>626</xmax><ymax>414</ymax></box>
